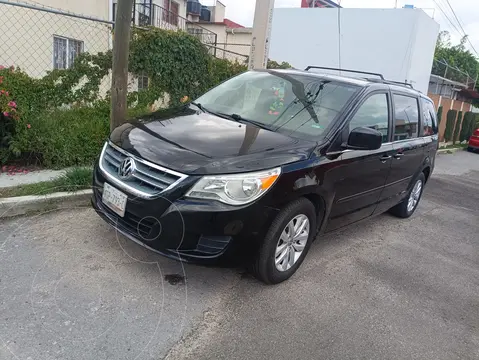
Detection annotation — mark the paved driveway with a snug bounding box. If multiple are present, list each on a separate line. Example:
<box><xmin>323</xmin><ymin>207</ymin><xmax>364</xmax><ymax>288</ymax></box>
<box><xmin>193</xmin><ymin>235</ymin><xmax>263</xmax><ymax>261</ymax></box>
<box><xmin>1</xmin><ymin>151</ymin><xmax>478</xmax><ymax>360</ymax></box>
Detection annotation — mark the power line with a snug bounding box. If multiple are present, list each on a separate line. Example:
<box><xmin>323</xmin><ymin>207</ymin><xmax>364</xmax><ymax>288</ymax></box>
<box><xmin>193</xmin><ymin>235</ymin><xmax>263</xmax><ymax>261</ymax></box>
<box><xmin>432</xmin><ymin>0</ymin><xmax>465</xmax><ymax>41</ymax></box>
<box><xmin>442</xmin><ymin>0</ymin><xmax>479</xmax><ymax>56</ymax></box>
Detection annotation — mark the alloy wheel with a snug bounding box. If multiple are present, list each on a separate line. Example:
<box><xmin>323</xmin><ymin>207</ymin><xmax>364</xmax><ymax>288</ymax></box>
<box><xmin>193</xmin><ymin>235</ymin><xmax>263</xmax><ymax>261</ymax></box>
<box><xmin>274</xmin><ymin>214</ymin><xmax>310</xmax><ymax>272</ymax></box>
<box><xmin>407</xmin><ymin>179</ymin><xmax>423</xmax><ymax>213</ymax></box>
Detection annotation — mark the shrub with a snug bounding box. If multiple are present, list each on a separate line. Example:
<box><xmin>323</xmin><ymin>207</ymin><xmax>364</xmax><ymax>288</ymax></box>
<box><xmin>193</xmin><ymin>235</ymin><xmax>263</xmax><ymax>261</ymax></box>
<box><xmin>129</xmin><ymin>28</ymin><xmax>212</xmax><ymax>108</ymax></box>
<box><xmin>460</xmin><ymin>112</ymin><xmax>472</xmax><ymax>142</ymax></box>
<box><xmin>10</xmin><ymin>105</ymin><xmax>110</xmax><ymax>168</ymax></box>
<box><xmin>444</xmin><ymin>109</ymin><xmax>457</xmax><ymax>142</ymax></box>
<box><xmin>437</xmin><ymin>106</ymin><xmax>443</xmax><ymax>125</ymax></box>
<box><xmin>0</xmin><ymin>67</ymin><xmax>27</xmax><ymax>162</ymax></box>
<box><xmin>1</xmin><ymin>28</ymin><xmax>251</xmax><ymax>166</ymax></box>
<box><xmin>208</xmin><ymin>57</ymin><xmax>247</xmax><ymax>89</ymax></box>
<box><xmin>453</xmin><ymin>111</ymin><xmax>462</xmax><ymax>144</ymax></box>
<box><xmin>468</xmin><ymin>113</ymin><xmax>478</xmax><ymax>138</ymax></box>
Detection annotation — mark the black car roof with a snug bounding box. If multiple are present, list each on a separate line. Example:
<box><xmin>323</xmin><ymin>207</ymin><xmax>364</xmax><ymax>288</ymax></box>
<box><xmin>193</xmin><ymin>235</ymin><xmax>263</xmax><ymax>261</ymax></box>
<box><xmin>267</xmin><ymin>69</ymin><xmax>427</xmax><ymax>99</ymax></box>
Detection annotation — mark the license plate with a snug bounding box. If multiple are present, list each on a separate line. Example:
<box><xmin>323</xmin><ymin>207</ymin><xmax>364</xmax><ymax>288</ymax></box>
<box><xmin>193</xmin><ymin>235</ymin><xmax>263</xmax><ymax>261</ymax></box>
<box><xmin>102</xmin><ymin>183</ymin><xmax>128</xmax><ymax>217</ymax></box>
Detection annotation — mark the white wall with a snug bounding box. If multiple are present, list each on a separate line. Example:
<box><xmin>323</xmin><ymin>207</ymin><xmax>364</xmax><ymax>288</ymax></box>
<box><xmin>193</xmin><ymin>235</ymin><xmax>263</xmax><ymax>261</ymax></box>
<box><xmin>225</xmin><ymin>30</ymin><xmax>252</xmax><ymax>57</ymax></box>
<box><xmin>211</xmin><ymin>1</ymin><xmax>226</xmax><ymax>23</ymax></box>
<box><xmin>270</xmin><ymin>8</ymin><xmax>439</xmax><ymax>94</ymax></box>
<box><xmin>25</xmin><ymin>0</ymin><xmax>110</xmax><ymax>19</ymax></box>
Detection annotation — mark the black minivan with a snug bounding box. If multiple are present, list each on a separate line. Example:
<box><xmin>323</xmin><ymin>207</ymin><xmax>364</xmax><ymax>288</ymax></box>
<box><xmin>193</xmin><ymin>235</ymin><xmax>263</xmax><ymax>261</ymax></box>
<box><xmin>92</xmin><ymin>68</ymin><xmax>438</xmax><ymax>284</ymax></box>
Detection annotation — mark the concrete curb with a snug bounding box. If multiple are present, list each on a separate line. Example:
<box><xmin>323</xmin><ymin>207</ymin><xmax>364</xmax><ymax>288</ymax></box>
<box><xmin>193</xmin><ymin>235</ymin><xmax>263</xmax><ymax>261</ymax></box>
<box><xmin>0</xmin><ymin>190</ymin><xmax>93</xmax><ymax>219</ymax></box>
<box><xmin>437</xmin><ymin>147</ymin><xmax>465</xmax><ymax>154</ymax></box>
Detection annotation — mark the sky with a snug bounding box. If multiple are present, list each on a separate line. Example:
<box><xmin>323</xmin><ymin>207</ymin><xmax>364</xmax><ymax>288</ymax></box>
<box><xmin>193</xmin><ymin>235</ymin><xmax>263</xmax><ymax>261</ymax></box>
<box><xmin>201</xmin><ymin>0</ymin><xmax>479</xmax><ymax>56</ymax></box>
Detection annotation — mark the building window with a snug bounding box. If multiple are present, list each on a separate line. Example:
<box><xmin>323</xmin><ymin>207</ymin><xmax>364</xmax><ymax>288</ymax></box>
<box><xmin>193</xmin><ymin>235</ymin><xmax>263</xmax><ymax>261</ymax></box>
<box><xmin>163</xmin><ymin>0</ymin><xmax>179</xmax><ymax>26</ymax></box>
<box><xmin>138</xmin><ymin>74</ymin><xmax>149</xmax><ymax>91</ymax></box>
<box><xmin>53</xmin><ymin>36</ymin><xmax>84</xmax><ymax>69</ymax></box>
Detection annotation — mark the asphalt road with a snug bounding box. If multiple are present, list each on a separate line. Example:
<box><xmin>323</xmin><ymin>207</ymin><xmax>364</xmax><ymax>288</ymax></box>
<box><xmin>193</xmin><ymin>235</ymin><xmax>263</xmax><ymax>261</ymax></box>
<box><xmin>1</xmin><ymin>151</ymin><xmax>478</xmax><ymax>360</ymax></box>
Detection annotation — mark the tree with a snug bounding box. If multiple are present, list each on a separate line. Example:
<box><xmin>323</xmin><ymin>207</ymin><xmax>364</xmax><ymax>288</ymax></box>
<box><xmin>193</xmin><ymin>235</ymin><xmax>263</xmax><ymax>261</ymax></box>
<box><xmin>433</xmin><ymin>31</ymin><xmax>479</xmax><ymax>89</ymax></box>
<box><xmin>267</xmin><ymin>60</ymin><xmax>292</xmax><ymax>69</ymax></box>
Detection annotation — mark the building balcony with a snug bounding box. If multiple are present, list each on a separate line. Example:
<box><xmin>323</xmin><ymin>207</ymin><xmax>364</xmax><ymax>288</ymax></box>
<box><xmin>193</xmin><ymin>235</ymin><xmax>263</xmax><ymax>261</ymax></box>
<box><xmin>112</xmin><ymin>3</ymin><xmax>217</xmax><ymax>47</ymax></box>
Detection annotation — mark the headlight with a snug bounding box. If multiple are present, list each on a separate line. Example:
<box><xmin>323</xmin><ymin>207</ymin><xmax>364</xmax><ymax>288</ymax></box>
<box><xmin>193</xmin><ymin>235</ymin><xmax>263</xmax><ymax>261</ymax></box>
<box><xmin>186</xmin><ymin>167</ymin><xmax>281</xmax><ymax>205</ymax></box>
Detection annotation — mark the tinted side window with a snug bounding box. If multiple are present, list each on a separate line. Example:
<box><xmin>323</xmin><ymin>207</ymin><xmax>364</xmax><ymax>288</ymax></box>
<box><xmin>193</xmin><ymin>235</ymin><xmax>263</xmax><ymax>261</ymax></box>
<box><xmin>349</xmin><ymin>94</ymin><xmax>389</xmax><ymax>143</ymax></box>
<box><xmin>421</xmin><ymin>98</ymin><xmax>438</xmax><ymax>135</ymax></box>
<box><xmin>393</xmin><ymin>95</ymin><xmax>419</xmax><ymax>140</ymax></box>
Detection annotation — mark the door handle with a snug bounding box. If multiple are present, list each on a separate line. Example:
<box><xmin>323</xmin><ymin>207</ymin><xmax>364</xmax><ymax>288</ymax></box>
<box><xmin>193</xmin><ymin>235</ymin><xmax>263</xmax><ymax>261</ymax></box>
<box><xmin>394</xmin><ymin>153</ymin><xmax>404</xmax><ymax>159</ymax></box>
<box><xmin>380</xmin><ymin>155</ymin><xmax>392</xmax><ymax>162</ymax></box>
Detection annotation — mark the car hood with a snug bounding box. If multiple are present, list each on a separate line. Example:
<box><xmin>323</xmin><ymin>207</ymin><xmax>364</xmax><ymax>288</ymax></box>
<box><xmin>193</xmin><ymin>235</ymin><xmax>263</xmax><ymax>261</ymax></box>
<box><xmin>109</xmin><ymin>106</ymin><xmax>316</xmax><ymax>175</ymax></box>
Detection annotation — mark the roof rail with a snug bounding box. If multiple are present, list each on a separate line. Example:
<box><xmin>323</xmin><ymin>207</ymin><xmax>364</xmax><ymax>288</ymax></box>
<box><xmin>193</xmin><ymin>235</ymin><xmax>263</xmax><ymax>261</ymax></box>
<box><xmin>304</xmin><ymin>66</ymin><xmax>384</xmax><ymax>80</ymax></box>
<box><xmin>365</xmin><ymin>78</ymin><xmax>414</xmax><ymax>89</ymax></box>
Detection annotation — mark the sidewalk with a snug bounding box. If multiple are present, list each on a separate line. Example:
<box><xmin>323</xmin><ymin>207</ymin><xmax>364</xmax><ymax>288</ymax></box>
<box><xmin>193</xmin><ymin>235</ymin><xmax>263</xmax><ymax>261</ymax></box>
<box><xmin>0</xmin><ymin>169</ymin><xmax>67</xmax><ymax>188</ymax></box>
<box><xmin>0</xmin><ymin>167</ymin><xmax>92</xmax><ymax>218</ymax></box>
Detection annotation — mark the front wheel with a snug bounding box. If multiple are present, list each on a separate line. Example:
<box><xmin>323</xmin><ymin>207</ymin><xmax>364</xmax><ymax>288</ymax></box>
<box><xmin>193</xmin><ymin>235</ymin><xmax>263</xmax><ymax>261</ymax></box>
<box><xmin>251</xmin><ymin>198</ymin><xmax>317</xmax><ymax>284</ymax></box>
<box><xmin>389</xmin><ymin>172</ymin><xmax>425</xmax><ymax>218</ymax></box>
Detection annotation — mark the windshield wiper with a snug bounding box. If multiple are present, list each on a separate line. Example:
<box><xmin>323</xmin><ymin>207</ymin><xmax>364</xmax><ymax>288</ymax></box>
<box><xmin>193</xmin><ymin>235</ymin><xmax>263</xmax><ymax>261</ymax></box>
<box><xmin>190</xmin><ymin>101</ymin><xmax>206</xmax><ymax>112</ymax></box>
<box><xmin>224</xmin><ymin>113</ymin><xmax>272</xmax><ymax>131</ymax></box>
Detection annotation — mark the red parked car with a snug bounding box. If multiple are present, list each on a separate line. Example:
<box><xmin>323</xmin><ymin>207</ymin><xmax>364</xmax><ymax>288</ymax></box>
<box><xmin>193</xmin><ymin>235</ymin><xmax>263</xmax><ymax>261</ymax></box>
<box><xmin>468</xmin><ymin>128</ymin><xmax>479</xmax><ymax>152</ymax></box>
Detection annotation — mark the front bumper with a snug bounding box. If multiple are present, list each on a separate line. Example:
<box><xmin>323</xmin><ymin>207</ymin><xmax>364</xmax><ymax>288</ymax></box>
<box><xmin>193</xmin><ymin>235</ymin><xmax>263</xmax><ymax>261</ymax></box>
<box><xmin>91</xmin><ymin>163</ymin><xmax>279</xmax><ymax>264</ymax></box>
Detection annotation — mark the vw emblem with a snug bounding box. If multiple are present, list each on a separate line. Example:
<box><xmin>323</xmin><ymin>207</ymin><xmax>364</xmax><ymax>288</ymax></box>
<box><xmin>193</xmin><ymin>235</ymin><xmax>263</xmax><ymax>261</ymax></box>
<box><xmin>118</xmin><ymin>157</ymin><xmax>136</xmax><ymax>180</ymax></box>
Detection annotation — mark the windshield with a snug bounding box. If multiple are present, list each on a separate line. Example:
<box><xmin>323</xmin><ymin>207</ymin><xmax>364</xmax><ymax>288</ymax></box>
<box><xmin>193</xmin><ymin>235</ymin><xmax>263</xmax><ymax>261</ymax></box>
<box><xmin>195</xmin><ymin>71</ymin><xmax>359</xmax><ymax>141</ymax></box>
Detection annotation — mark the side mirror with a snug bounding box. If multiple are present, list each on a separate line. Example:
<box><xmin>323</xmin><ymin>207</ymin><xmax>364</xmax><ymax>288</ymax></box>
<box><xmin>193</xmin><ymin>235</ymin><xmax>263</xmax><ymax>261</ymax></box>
<box><xmin>344</xmin><ymin>126</ymin><xmax>382</xmax><ymax>151</ymax></box>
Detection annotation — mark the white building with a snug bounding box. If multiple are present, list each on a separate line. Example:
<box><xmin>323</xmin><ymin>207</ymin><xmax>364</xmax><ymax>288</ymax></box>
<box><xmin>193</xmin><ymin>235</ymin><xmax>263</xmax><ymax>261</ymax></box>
<box><xmin>188</xmin><ymin>0</ymin><xmax>252</xmax><ymax>62</ymax></box>
<box><xmin>270</xmin><ymin>8</ymin><xmax>439</xmax><ymax>94</ymax></box>
<box><xmin>0</xmin><ymin>0</ymin><xmax>114</xmax><ymax>77</ymax></box>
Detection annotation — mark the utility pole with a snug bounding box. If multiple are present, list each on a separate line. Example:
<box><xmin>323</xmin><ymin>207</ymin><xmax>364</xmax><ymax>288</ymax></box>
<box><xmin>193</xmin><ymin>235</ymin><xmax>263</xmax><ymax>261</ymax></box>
<box><xmin>241</xmin><ymin>0</ymin><xmax>275</xmax><ymax>155</ymax></box>
<box><xmin>110</xmin><ymin>0</ymin><xmax>135</xmax><ymax>132</ymax></box>
<box><xmin>248</xmin><ymin>0</ymin><xmax>275</xmax><ymax>70</ymax></box>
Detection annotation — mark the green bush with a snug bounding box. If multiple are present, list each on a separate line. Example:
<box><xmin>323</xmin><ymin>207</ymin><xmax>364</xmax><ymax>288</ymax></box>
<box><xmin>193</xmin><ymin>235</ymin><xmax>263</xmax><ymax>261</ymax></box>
<box><xmin>444</xmin><ymin>110</ymin><xmax>457</xmax><ymax>142</ymax></box>
<box><xmin>460</xmin><ymin>112</ymin><xmax>472</xmax><ymax>142</ymax></box>
<box><xmin>437</xmin><ymin>106</ymin><xmax>443</xmax><ymax>126</ymax></box>
<box><xmin>10</xmin><ymin>105</ymin><xmax>109</xmax><ymax>168</ymax></box>
<box><xmin>2</xmin><ymin>28</ymin><xmax>250</xmax><ymax>167</ymax></box>
<box><xmin>453</xmin><ymin>111</ymin><xmax>462</xmax><ymax>144</ymax></box>
<box><xmin>209</xmin><ymin>57</ymin><xmax>247</xmax><ymax>89</ymax></box>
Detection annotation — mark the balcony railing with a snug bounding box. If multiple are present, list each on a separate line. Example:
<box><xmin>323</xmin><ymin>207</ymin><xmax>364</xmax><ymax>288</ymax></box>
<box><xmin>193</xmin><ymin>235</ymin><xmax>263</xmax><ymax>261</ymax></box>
<box><xmin>112</xmin><ymin>3</ymin><xmax>217</xmax><ymax>47</ymax></box>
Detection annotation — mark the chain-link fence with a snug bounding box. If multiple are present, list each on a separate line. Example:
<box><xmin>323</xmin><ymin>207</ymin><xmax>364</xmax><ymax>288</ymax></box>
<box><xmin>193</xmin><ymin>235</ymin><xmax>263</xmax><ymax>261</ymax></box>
<box><xmin>431</xmin><ymin>58</ymin><xmax>478</xmax><ymax>91</ymax></box>
<box><xmin>0</xmin><ymin>1</ymin><xmax>113</xmax><ymax>79</ymax></box>
<box><xmin>0</xmin><ymin>0</ymin><xmax>248</xmax><ymax>102</ymax></box>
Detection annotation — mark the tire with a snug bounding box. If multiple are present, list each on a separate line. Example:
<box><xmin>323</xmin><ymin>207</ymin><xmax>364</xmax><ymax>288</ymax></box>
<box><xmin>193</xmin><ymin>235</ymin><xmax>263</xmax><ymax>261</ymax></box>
<box><xmin>389</xmin><ymin>172</ymin><xmax>426</xmax><ymax>218</ymax></box>
<box><xmin>251</xmin><ymin>198</ymin><xmax>317</xmax><ymax>285</ymax></box>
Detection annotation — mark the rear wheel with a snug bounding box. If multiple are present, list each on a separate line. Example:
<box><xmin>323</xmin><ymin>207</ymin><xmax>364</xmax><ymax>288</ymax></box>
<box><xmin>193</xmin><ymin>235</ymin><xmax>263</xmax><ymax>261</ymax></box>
<box><xmin>389</xmin><ymin>172</ymin><xmax>425</xmax><ymax>218</ymax></box>
<box><xmin>251</xmin><ymin>198</ymin><xmax>317</xmax><ymax>284</ymax></box>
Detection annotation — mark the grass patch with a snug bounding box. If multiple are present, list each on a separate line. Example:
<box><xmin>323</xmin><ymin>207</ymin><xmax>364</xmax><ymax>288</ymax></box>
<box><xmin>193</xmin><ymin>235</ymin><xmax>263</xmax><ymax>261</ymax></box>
<box><xmin>439</xmin><ymin>143</ymin><xmax>468</xmax><ymax>150</ymax></box>
<box><xmin>0</xmin><ymin>167</ymin><xmax>92</xmax><ymax>198</ymax></box>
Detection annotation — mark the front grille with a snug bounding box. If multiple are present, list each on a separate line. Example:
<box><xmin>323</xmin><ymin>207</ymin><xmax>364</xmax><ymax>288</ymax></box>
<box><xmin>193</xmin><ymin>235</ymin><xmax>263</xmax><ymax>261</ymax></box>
<box><xmin>100</xmin><ymin>142</ymin><xmax>187</xmax><ymax>198</ymax></box>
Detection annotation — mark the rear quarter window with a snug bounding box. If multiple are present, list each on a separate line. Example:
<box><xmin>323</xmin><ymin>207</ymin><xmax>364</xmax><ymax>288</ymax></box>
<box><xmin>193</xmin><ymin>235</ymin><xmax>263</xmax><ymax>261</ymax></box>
<box><xmin>421</xmin><ymin>98</ymin><xmax>438</xmax><ymax>136</ymax></box>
